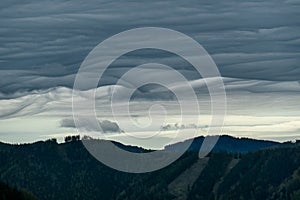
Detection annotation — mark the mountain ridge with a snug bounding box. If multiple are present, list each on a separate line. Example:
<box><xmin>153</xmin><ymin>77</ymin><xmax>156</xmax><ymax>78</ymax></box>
<box><xmin>0</xmin><ymin>135</ymin><xmax>299</xmax><ymax>200</ymax></box>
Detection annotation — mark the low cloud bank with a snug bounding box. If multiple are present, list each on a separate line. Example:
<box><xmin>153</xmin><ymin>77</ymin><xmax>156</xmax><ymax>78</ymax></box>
<box><xmin>60</xmin><ymin>118</ymin><xmax>124</xmax><ymax>133</ymax></box>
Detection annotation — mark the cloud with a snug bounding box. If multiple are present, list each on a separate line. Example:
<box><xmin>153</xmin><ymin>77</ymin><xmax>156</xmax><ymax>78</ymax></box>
<box><xmin>0</xmin><ymin>77</ymin><xmax>299</xmax><ymax>120</ymax></box>
<box><xmin>60</xmin><ymin>118</ymin><xmax>76</xmax><ymax>128</ymax></box>
<box><xmin>0</xmin><ymin>0</ymin><xmax>300</xmax><ymax>145</ymax></box>
<box><xmin>0</xmin><ymin>0</ymin><xmax>300</xmax><ymax>95</ymax></box>
<box><xmin>100</xmin><ymin>120</ymin><xmax>124</xmax><ymax>133</ymax></box>
<box><xmin>160</xmin><ymin>123</ymin><xmax>207</xmax><ymax>131</ymax></box>
<box><xmin>60</xmin><ymin>118</ymin><xmax>124</xmax><ymax>133</ymax></box>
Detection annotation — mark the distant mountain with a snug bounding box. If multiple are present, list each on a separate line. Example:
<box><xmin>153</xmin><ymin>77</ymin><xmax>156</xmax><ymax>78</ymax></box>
<box><xmin>0</xmin><ymin>136</ymin><xmax>299</xmax><ymax>200</ymax></box>
<box><xmin>165</xmin><ymin>135</ymin><xmax>279</xmax><ymax>153</ymax></box>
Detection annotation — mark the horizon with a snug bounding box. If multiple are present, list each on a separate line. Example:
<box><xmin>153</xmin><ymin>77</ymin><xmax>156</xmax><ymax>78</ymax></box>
<box><xmin>0</xmin><ymin>134</ymin><xmax>294</xmax><ymax>150</ymax></box>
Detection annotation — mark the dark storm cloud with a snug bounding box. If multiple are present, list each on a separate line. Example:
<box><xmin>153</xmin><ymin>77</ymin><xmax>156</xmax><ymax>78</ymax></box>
<box><xmin>0</xmin><ymin>0</ymin><xmax>300</xmax><ymax>96</ymax></box>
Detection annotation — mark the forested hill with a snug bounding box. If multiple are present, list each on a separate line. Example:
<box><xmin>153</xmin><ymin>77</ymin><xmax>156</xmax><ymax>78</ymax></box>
<box><xmin>0</xmin><ymin>136</ymin><xmax>299</xmax><ymax>200</ymax></box>
<box><xmin>0</xmin><ymin>182</ymin><xmax>37</xmax><ymax>200</ymax></box>
<box><xmin>165</xmin><ymin>135</ymin><xmax>279</xmax><ymax>153</ymax></box>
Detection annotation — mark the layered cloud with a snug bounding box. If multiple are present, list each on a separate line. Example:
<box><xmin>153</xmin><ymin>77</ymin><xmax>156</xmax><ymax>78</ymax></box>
<box><xmin>0</xmin><ymin>0</ymin><xmax>300</xmax><ymax>95</ymax></box>
<box><xmin>0</xmin><ymin>78</ymin><xmax>299</xmax><ymax>120</ymax></box>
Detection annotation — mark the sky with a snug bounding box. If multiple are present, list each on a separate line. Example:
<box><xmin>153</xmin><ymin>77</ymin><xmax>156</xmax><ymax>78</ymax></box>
<box><xmin>0</xmin><ymin>0</ymin><xmax>299</xmax><ymax>149</ymax></box>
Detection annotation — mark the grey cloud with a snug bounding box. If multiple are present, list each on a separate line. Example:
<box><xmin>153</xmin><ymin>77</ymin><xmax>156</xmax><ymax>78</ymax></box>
<box><xmin>60</xmin><ymin>118</ymin><xmax>124</xmax><ymax>133</ymax></box>
<box><xmin>100</xmin><ymin>120</ymin><xmax>124</xmax><ymax>133</ymax></box>
<box><xmin>0</xmin><ymin>77</ymin><xmax>299</xmax><ymax>120</ymax></box>
<box><xmin>60</xmin><ymin>118</ymin><xmax>76</xmax><ymax>128</ymax></box>
<box><xmin>160</xmin><ymin>123</ymin><xmax>207</xmax><ymax>131</ymax></box>
<box><xmin>0</xmin><ymin>0</ymin><xmax>300</xmax><ymax>96</ymax></box>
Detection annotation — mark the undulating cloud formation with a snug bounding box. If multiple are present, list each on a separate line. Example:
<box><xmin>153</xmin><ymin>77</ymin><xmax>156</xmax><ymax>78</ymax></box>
<box><xmin>1</xmin><ymin>0</ymin><xmax>300</xmax><ymax>96</ymax></box>
<box><xmin>0</xmin><ymin>0</ymin><xmax>299</xmax><ymax>147</ymax></box>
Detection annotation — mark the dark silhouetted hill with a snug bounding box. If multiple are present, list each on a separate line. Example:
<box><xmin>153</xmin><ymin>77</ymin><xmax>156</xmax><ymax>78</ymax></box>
<box><xmin>0</xmin><ymin>182</ymin><xmax>37</xmax><ymax>200</ymax></box>
<box><xmin>165</xmin><ymin>135</ymin><xmax>279</xmax><ymax>153</ymax></box>
<box><xmin>0</xmin><ymin>136</ymin><xmax>299</xmax><ymax>200</ymax></box>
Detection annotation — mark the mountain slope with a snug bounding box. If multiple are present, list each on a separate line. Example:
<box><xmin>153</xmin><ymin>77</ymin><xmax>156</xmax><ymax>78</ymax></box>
<box><xmin>0</xmin><ymin>136</ymin><xmax>298</xmax><ymax>200</ymax></box>
<box><xmin>168</xmin><ymin>157</ymin><xmax>209</xmax><ymax>200</ymax></box>
<box><xmin>0</xmin><ymin>182</ymin><xmax>37</xmax><ymax>200</ymax></box>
